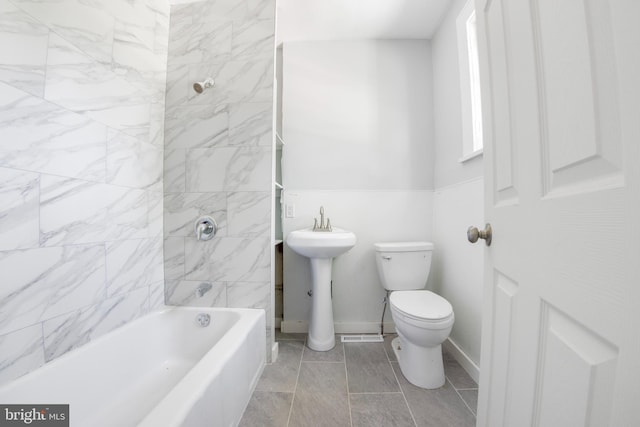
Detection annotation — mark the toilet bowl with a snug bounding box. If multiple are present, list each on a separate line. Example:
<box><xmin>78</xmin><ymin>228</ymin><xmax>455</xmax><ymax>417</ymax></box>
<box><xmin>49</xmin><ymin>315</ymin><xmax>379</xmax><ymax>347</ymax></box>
<box><xmin>374</xmin><ymin>242</ymin><xmax>455</xmax><ymax>389</ymax></box>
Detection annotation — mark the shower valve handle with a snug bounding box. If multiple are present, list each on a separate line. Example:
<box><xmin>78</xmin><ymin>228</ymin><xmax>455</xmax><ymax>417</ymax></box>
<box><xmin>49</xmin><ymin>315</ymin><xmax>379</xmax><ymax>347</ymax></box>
<box><xmin>195</xmin><ymin>216</ymin><xmax>217</xmax><ymax>241</ymax></box>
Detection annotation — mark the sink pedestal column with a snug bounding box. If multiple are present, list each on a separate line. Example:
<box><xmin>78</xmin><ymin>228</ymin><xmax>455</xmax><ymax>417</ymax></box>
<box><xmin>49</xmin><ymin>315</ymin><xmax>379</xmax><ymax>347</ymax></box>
<box><xmin>286</xmin><ymin>226</ymin><xmax>356</xmax><ymax>351</ymax></box>
<box><xmin>307</xmin><ymin>258</ymin><xmax>335</xmax><ymax>351</ymax></box>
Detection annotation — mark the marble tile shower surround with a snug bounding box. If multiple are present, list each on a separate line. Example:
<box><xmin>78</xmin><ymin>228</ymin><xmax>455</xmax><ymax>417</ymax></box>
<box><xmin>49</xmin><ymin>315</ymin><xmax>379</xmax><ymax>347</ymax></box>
<box><xmin>0</xmin><ymin>0</ymin><xmax>169</xmax><ymax>385</ymax></box>
<box><xmin>162</xmin><ymin>0</ymin><xmax>276</xmax><ymax>360</ymax></box>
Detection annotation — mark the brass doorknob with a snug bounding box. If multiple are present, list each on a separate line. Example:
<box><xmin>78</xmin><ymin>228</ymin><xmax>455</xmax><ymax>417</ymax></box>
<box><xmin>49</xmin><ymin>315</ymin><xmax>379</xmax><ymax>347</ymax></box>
<box><xmin>467</xmin><ymin>223</ymin><xmax>492</xmax><ymax>246</ymax></box>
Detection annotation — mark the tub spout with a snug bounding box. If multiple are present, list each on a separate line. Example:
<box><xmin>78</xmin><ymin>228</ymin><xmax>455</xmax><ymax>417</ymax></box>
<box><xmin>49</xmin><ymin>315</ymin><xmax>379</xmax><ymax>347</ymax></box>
<box><xmin>195</xmin><ymin>282</ymin><xmax>212</xmax><ymax>298</ymax></box>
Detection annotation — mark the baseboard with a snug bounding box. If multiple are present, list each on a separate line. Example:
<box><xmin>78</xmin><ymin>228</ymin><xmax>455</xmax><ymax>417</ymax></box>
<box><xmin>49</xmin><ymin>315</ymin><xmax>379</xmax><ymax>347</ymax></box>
<box><xmin>443</xmin><ymin>338</ymin><xmax>480</xmax><ymax>384</ymax></box>
<box><xmin>280</xmin><ymin>320</ymin><xmax>396</xmax><ymax>334</ymax></box>
<box><xmin>280</xmin><ymin>320</ymin><xmax>307</xmax><ymax>333</ymax></box>
<box><xmin>335</xmin><ymin>322</ymin><xmax>396</xmax><ymax>334</ymax></box>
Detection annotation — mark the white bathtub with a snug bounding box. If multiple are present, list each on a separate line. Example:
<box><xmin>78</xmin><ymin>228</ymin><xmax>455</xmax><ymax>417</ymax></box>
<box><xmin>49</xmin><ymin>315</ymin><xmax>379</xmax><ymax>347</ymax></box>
<box><xmin>0</xmin><ymin>307</ymin><xmax>266</xmax><ymax>427</ymax></box>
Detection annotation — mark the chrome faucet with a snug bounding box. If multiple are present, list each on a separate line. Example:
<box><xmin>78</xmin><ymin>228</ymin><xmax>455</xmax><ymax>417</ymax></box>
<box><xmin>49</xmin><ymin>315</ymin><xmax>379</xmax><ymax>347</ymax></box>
<box><xmin>313</xmin><ymin>206</ymin><xmax>332</xmax><ymax>232</ymax></box>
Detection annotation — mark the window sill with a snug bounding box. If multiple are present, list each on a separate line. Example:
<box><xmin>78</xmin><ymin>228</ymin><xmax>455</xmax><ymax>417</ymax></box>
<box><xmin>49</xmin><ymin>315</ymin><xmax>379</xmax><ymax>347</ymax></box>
<box><xmin>458</xmin><ymin>149</ymin><xmax>483</xmax><ymax>163</ymax></box>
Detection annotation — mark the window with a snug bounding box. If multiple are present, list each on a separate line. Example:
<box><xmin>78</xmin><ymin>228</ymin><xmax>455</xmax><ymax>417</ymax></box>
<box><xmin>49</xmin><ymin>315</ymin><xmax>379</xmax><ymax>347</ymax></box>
<box><xmin>457</xmin><ymin>0</ymin><xmax>484</xmax><ymax>162</ymax></box>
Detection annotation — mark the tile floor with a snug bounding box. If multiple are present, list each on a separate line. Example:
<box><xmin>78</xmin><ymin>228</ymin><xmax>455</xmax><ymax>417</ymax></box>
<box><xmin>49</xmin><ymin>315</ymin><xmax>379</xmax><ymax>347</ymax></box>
<box><xmin>239</xmin><ymin>331</ymin><xmax>478</xmax><ymax>427</ymax></box>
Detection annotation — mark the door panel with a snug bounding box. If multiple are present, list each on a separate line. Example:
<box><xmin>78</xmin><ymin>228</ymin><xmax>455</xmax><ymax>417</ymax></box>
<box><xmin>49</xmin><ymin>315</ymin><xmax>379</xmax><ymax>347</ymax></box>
<box><xmin>484</xmin><ymin>0</ymin><xmax>518</xmax><ymax>205</ymax></box>
<box><xmin>476</xmin><ymin>0</ymin><xmax>639</xmax><ymax>425</ymax></box>
<box><xmin>486</xmin><ymin>270</ymin><xmax>518</xmax><ymax>427</ymax></box>
<box><xmin>533</xmin><ymin>304</ymin><xmax>618</xmax><ymax>427</ymax></box>
<box><xmin>533</xmin><ymin>0</ymin><xmax>623</xmax><ymax>197</ymax></box>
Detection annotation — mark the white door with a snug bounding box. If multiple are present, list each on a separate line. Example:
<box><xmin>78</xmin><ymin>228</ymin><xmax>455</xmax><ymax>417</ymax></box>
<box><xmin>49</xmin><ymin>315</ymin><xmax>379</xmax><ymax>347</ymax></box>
<box><xmin>475</xmin><ymin>0</ymin><xmax>640</xmax><ymax>426</ymax></box>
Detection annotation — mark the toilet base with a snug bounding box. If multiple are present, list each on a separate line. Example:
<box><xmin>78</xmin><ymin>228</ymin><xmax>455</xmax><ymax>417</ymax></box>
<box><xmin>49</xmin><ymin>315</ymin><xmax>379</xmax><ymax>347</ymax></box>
<box><xmin>391</xmin><ymin>336</ymin><xmax>445</xmax><ymax>389</ymax></box>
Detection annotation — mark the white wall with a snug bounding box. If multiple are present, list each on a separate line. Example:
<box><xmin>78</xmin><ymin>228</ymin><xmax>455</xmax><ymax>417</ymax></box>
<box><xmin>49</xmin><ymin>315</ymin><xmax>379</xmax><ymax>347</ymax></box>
<box><xmin>431</xmin><ymin>178</ymin><xmax>484</xmax><ymax>366</ymax></box>
<box><xmin>432</xmin><ymin>0</ymin><xmax>483</xmax><ymax>189</ymax></box>
<box><xmin>281</xmin><ymin>40</ymin><xmax>434</xmax><ymax>332</ymax></box>
<box><xmin>431</xmin><ymin>0</ymin><xmax>484</xmax><ymax>370</ymax></box>
<box><xmin>282</xmin><ymin>190</ymin><xmax>433</xmax><ymax>332</ymax></box>
<box><xmin>282</xmin><ymin>41</ymin><xmax>434</xmax><ymax>190</ymax></box>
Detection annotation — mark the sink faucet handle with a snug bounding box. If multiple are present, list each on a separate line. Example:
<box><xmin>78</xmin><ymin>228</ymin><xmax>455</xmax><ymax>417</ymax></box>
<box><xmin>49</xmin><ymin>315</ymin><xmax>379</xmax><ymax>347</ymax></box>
<box><xmin>312</xmin><ymin>206</ymin><xmax>332</xmax><ymax>232</ymax></box>
<box><xmin>319</xmin><ymin>206</ymin><xmax>325</xmax><ymax>229</ymax></box>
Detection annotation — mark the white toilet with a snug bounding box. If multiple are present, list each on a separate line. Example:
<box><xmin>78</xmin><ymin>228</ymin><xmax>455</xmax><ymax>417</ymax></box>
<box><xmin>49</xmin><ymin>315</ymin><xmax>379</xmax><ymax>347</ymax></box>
<box><xmin>374</xmin><ymin>241</ymin><xmax>454</xmax><ymax>389</ymax></box>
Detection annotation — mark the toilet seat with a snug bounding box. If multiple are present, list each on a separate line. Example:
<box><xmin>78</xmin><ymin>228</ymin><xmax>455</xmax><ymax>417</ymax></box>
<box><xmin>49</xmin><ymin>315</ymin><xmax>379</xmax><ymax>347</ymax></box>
<box><xmin>390</xmin><ymin>290</ymin><xmax>453</xmax><ymax>322</ymax></box>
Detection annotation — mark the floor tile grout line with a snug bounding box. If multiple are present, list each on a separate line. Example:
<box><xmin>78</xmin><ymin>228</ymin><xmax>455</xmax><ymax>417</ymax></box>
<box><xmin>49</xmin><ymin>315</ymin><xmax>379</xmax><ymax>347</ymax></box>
<box><xmin>382</xmin><ymin>334</ymin><xmax>395</xmax><ymax>363</ymax></box>
<box><xmin>348</xmin><ymin>391</ymin><xmax>406</xmax><ymax>395</ymax></box>
<box><xmin>388</xmin><ymin>360</ymin><xmax>418</xmax><ymax>427</ymax></box>
<box><xmin>343</xmin><ymin>342</ymin><xmax>354</xmax><ymax>427</ymax></box>
<box><xmin>448</xmin><ymin>378</ymin><xmax>478</xmax><ymax>418</ymax></box>
<box><xmin>285</xmin><ymin>341</ymin><xmax>305</xmax><ymax>427</ymax></box>
<box><xmin>378</xmin><ymin>336</ymin><xmax>418</xmax><ymax>425</ymax></box>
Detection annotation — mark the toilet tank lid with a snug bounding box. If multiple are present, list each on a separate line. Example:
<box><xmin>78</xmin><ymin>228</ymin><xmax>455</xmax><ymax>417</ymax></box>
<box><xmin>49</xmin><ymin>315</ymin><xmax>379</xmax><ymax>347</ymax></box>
<box><xmin>374</xmin><ymin>241</ymin><xmax>434</xmax><ymax>252</ymax></box>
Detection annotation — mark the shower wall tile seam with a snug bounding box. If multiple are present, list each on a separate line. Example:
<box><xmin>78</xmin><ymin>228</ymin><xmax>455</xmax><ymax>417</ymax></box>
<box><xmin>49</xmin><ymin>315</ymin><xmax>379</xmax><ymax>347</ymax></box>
<box><xmin>0</xmin><ymin>286</ymin><xmax>149</xmax><ymax>347</ymax></box>
<box><xmin>35</xmin><ymin>173</ymin><xmax>145</xmax><ymax>191</ymax></box>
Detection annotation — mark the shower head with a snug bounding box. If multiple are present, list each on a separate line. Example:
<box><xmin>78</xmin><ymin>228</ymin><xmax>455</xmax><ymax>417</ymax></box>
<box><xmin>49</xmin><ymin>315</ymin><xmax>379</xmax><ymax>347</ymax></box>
<box><xmin>193</xmin><ymin>78</ymin><xmax>215</xmax><ymax>94</ymax></box>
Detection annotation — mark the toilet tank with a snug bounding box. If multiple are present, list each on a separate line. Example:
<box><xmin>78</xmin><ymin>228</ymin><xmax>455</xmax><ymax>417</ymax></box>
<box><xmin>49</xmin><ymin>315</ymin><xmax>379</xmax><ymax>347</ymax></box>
<box><xmin>374</xmin><ymin>242</ymin><xmax>434</xmax><ymax>291</ymax></box>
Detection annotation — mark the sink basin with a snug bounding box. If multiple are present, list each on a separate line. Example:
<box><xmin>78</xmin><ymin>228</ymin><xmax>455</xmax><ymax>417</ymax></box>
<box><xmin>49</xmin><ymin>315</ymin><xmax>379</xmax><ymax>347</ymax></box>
<box><xmin>286</xmin><ymin>228</ymin><xmax>357</xmax><ymax>259</ymax></box>
<box><xmin>286</xmin><ymin>227</ymin><xmax>357</xmax><ymax>351</ymax></box>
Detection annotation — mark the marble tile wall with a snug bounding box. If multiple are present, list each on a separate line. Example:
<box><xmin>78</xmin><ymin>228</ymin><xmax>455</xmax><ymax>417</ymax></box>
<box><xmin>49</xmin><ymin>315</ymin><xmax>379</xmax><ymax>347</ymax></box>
<box><xmin>0</xmin><ymin>0</ymin><xmax>169</xmax><ymax>385</ymax></box>
<box><xmin>163</xmin><ymin>0</ymin><xmax>275</xmax><ymax>359</ymax></box>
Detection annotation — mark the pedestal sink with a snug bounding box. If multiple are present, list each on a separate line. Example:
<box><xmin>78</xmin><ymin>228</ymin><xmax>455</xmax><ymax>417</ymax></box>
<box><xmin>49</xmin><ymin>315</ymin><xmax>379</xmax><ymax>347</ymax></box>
<box><xmin>286</xmin><ymin>227</ymin><xmax>357</xmax><ymax>351</ymax></box>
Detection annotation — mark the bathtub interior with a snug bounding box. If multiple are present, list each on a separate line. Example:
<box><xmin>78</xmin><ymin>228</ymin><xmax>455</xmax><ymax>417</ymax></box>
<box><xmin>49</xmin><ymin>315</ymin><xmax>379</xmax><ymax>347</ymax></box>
<box><xmin>0</xmin><ymin>307</ymin><xmax>266</xmax><ymax>427</ymax></box>
<box><xmin>140</xmin><ymin>307</ymin><xmax>266</xmax><ymax>427</ymax></box>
